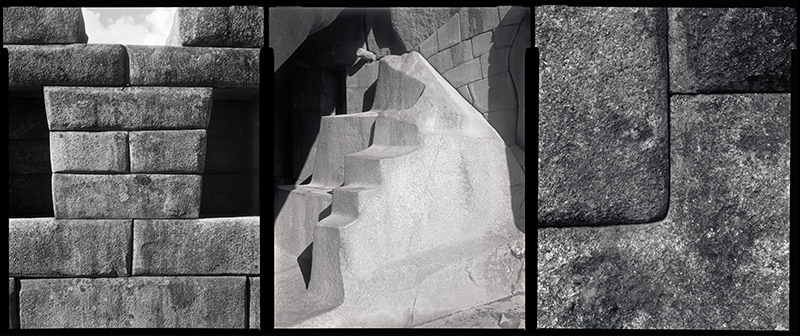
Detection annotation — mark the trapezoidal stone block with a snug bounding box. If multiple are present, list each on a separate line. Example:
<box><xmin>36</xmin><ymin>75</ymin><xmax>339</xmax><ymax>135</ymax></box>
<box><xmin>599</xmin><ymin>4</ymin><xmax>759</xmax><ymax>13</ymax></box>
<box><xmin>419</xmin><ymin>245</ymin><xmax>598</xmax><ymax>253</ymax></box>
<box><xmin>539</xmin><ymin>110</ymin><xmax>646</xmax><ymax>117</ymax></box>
<box><xmin>669</xmin><ymin>8</ymin><xmax>796</xmax><ymax>93</ymax></box>
<box><xmin>130</xmin><ymin>130</ymin><xmax>207</xmax><ymax>173</ymax></box>
<box><xmin>127</xmin><ymin>45</ymin><xmax>259</xmax><ymax>88</ymax></box>
<box><xmin>536</xmin><ymin>6</ymin><xmax>669</xmax><ymax>226</ymax></box>
<box><xmin>3</xmin><ymin>7</ymin><xmax>88</xmax><ymax>44</ymax></box>
<box><xmin>6</xmin><ymin>44</ymin><xmax>126</xmax><ymax>91</ymax></box>
<box><xmin>166</xmin><ymin>6</ymin><xmax>264</xmax><ymax>48</ymax></box>
<box><xmin>49</xmin><ymin>131</ymin><xmax>128</xmax><ymax>173</ymax></box>
<box><xmin>44</xmin><ymin>86</ymin><xmax>212</xmax><ymax>131</ymax></box>
<box><xmin>52</xmin><ymin>174</ymin><xmax>202</xmax><ymax>219</ymax></box>
<box><xmin>19</xmin><ymin>277</ymin><xmax>246</xmax><ymax>328</ymax></box>
<box><xmin>9</xmin><ymin>218</ymin><xmax>131</xmax><ymax>277</ymax></box>
<box><xmin>133</xmin><ymin>217</ymin><xmax>260</xmax><ymax>275</ymax></box>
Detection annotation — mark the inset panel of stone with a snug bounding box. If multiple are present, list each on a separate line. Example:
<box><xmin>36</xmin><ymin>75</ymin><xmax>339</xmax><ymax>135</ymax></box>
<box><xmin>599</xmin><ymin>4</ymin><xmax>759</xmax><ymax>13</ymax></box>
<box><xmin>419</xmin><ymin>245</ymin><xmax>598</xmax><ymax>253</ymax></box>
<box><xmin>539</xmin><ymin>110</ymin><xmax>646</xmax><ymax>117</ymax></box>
<box><xmin>2</xmin><ymin>7</ymin><xmax>88</xmax><ymax>44</ymax></box>
<box><xmin>19</xmin><ymin>277</ymin><xmax>246</xmax><ymax>328</ymax></box>
<box><xmin>129</xmin><ymin>130</ymin><xmax>207</xmax><ymax>173</ymax></box>
<box><xmin>49</xmin><ymin>131</ymin><xmax>128</xmax><ymax>173</ymax></box>
<box><xmin>669</xmin><ymin>8</ymin><xmax>796</xmax><ymax>93</ymax></box>
<box><xmin>6</xmin><ymin>44</ymin><xmax>127</xmax><ymax>91</ymax></box>
<box><xmin>167</xmin><ymin>7</ymin><xmax>264</xmax><ymax>48</ymax></box>
<box><xmin>536</xmin><ymin>6</ymin><xmax>670</xmax><ymax>226</ymax></box>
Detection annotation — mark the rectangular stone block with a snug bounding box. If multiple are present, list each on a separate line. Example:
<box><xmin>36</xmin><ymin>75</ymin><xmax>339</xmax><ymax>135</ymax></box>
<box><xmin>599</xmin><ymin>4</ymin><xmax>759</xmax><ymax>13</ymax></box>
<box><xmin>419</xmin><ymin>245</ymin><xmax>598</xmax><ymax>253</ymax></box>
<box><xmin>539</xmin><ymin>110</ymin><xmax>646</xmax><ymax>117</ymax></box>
<box><xmin>205</xmin><ymin>137</ymin><xmax>258</xmax><ymax>174</ymax></box>
<box><xmin>428</xmin><ymin>48</ymin><xmax>454</xmax><ymax>73</ymax></box>
<box><xmin>44</xmin><ymin>86</ymin><xmax>212</xmax><ymax>131</ymax></box>
<box><xmin>8</xmin><ymin>97</ymin><xmax>49</xmax><ymax>139</ymax></box>
<box><xmin>6</xmin><ymin>44</ymin><xmax>126</xmax><ymax>91</ymax></box>
<box><xmin>437</xmin><ymin>13</ymin><xmax>461</xmax><ymax>50</ymax></box>
<box><xmin>19</xmin><ymin>277</ymin><xmax>246</xmax><ymax>328</ymax></box>
<box><xmin>442</xmin><ymin>57</ymin><xmax>482</xmax><ymax>88</ymax></box>
<box><xmin>9</xmin><ymin>278</ymin><xmax>18</xmax><ymax>329</ymax></box>
<box><xmin>480</xmin><ymin>47</ymin><xmax>509</xmax><ymax>78</ymax></box>
<box><xmin>3</xmin><ymin>7</ymin><xmax>88</xmax><ymax>44</ymax></box>
<box><xmin>9</xmin><ymin>175</ymin><xmax>53</xmax><ymax>216</ymax></box>
<box><xmin>537</xmin><ymin>6</ymin><xmax>669</xmax><ymax>226</ymax></box>
<box><xmin>52</xmin><ymin>174</ymin><xmax>202</xmax><ymax>219</ymax></box>
<box><xmin>450</xmin><ymin>39</ymin><xmax>473</xmax><ymax>67</ymax></box>
<box><xmin>419</xmin><ymin>32</ymin><xmax>438</xmax><ymax>59</ymax></box>
<box><xmin>133</xmin><ymin>217</ymin><xmax>260</xmax><ymax>275</ymax></box>
<box><xmin>249</xmin><ymin>277</ymin><xmax>260</xmax><ymax>329</ymax></box>
<box><xmin>460</xmin><ymin>7</ymin><xmax>500</xmax><ymax>39</ymax></box>
<box><xmin>9</xmin><ymin>218</ymin><xmax>131</xmax><ymax>277</ymax></box>
<box><xmin>200</xmin><ymin>174</ymin><xmax>259</xmax><ymax>216</ymax></box>
<box><xmin>130</xmin><ymin>130</ymin><xmax>207</xmax><ymax>173</ymax></box>
<box><xmin>50</xmin><ymin>131</ymin><xmax>128</xmax><ymax>173</ymax></box>
<box><xmin>8</xmin><ymin>139</ymin><xmax>51</xmax><ymax>174</ymax></box>
<box><xmin>127</xmin><ymin>45</ymin><xmax>259</xmax><ymax>88</ymax></box>
<box><xmin>468</xmin><ymin>72</ymin><xmax>517</xmax><ymax>113</ymax></box>
<box><xmin>166</xmin><ymin>6</ymin><xmax>263</xmax><ymax>48</ymax></box>
<box><xmin>471</xmin><ymin>30</ymin><xmax>494</xmax><ymax>57</ymax></box>
<box><xmin>669</xmin><ymin>8</ymin><xmax>796</xmax><ymax>93</ymax></box>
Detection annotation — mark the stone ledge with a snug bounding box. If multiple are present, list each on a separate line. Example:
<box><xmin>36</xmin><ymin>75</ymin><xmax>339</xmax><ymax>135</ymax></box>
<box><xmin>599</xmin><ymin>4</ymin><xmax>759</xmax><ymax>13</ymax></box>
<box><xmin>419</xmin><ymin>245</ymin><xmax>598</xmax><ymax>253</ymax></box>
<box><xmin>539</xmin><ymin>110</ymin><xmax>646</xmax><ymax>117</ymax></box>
<box><xmin>50</xmin><ymin>131</ymin><xmax>128</xmax><ymax>173</ymax></box>
<box><xmin>6</xmin><ymin>44</ymin><xmax>127</xmax><ymax>91</ymax></box>
<box><xmin>132</xmin><ymin>217</ymin><xmax>260</xmax><ymax>275</ymax></box>
<box><xmin>167</xmin><ymin>7</ymin><xmax>264</xmax><ymax>48</ymax></box>
<box><xmin>9</xmin><ymin>218</ymin><xmax>131</xmax><ymax>277</ymax></box>
<box><xmin>130</xmin><ymin>130</ymin><xmax>207</xmax><ymax>173</ymax></box>
<box><xmin>3</xmin><ymin>7</ymin><xmax>88</xmax><ymax>44</ymax></box>
<box><xmin>19</xmin><ymin>277</ymin><xmax>246</xmax><ymax>328</ymax></box>
<box><xmin>127</xmin><ymin>45</ymin><xmax>259</xmax><ymax>88</ymax></box>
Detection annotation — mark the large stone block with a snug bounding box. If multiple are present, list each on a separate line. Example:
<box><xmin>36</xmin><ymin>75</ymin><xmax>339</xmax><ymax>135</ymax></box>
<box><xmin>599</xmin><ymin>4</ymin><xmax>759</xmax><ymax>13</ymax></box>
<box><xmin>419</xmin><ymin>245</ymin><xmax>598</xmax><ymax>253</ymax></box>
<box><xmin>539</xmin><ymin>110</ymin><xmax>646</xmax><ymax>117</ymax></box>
<box><xmin>249</xmin><ymin>277</ymin><xmax>260</xmax><ymax>329</ymax></box>
<box><xmin>468</xmin><ymin>72</ymin><xmax>517</xmax><ymax>113</ymax></box>
<box><xmin>128</xmin><ymin>45</ymin><xmax>259</xmax><ymax>88</ymax></box>
<box><xmin>450</xmin><ymin>39</ymin><xmax>473</xmax><ymax>67</ymax></box>
<box><xmin>49</xmin><ymin>131</ymin><xmax>128</xmax><ymax>173</ymax></box>
<box><xmin>428</xmin><ymin>48</ymin><xmax>454</xmax><ymax>73</ymax></box>
<box><xmin>536</xmin><ymin>6</ymin><xmax>669</xmax><ymax>226</ymax></box>
<box><xmin>385</xmin><ymin>8</ymin><xmax>460</xmax><ymax>51</ymax></box>
<box><xmin>669</xmin><ymin>8</ymin><xmax>796</xmax><ymax>93</ymax></box>
<box><xmin>269</xmin><ymin>7</ymin><xmax>343</xmax><ymax>71</ymax></box>
<box><xmin>133</xmin><ymin>217</ymin><xmax>259</xmax><ymax>275</ymax></box>
<box><xmin>44</xmin><ymin>86</ymin><xmax>212</xmax><ymax>131</ymax></box>
<box><xmin>471</xmin><ymin>30</ymin><xmax>494</xmax><ymax>57</ymax></box>
<box><xmin>52</xmin><ymin>174</ymin><xmax>202</xmax><ymax>219</ymax></box>
<box><xmin>166</xmin><ymin>6</ymin><xmax>263</xmax><ymax>48</ymax></box>
<box><xmin>8</xmin><ymin>175</ymin><xmax>53</xmax><ymax>216</ymax></box>
<box><xmin>442</xmin><ymin>57</ymin><xmax>482</xmax><ymax>88</ymax></box>
<box><xmin>8</xmin><ymin>139</ymin><xmax>51</xmax><ymax>174</ymax></box>
<box><xmin>130</xmin><ymin>130</ymin><xmax>207</xmax><ymax>173</ymax></box>
<box><xmin>538</xmin><ymin>94</ymin><xmax>789</xmax><ymax>330</ymax></box>
<box><xmin>9</xmin><ymin>218</ymin><xmax>131</xmax><ymax>277</ymax></box>
<box><xmin>8</xmin><ymin>97</ymin><xmax>49</xmax><ymax>139</ymax></box>
<box><xmin>19</xmin><ymin>277</ymin><xmax>246</xmax><ymax>328</ymax></box>
<box><xmin>6</xmin><ymin>44</ymin><xmax>127</xmax><ymax>91</ymax></box>
<box><xmin>9</xmin><ymin>278</ymin><xmax>18</xmax><ymax>329</ymax></box>
<box><xmin>3</xmin><ymin>7</ymin><xmax>88</xmax><ymax>44</ymax></box>
<box><xmin>460</xmin><ymin>7</ymin><xmax>500</xmax><ymax>39</ymax></box>
<box><xmin>436</xmin><ymin>12</ymin><xmax>461</xmax><ymax>50</ymax></box>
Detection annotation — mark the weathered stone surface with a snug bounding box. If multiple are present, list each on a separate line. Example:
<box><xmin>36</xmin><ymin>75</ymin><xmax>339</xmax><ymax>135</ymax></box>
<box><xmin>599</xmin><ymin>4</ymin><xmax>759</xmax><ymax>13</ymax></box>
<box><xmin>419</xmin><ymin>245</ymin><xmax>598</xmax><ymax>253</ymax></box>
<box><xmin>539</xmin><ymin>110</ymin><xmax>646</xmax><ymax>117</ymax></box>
<box><xmin>249</xmin><ymin>277</ymin><xmax>260</xmax><ymax>329</ymax></box>
<box><xmin>44</xmin><ymin>86</ymin><xmax>212</xmax><ymax>131</ymax></box>
<box><xmin>538</xmin><ymin>94</ymin><xmax>789</xmax><ymax>330</ymax></box>
<box><xmin>8</xmin><ymin>175</ymin><xmax>53</xmax><ymax>216</ymax></box>
<box><xmin>130</xmin><ymin>130</ymin><xmax>207</xmax><ymax>173</ymax></box>
<box><xmin>19</xmin><ymin>277</ymin><xmax>246</xmax><ymax>328</ymax></box>
<box><xmin>436</xmin><ymin>12</ymin><xmax>461</xmax><ymax>50</ymax></box>
<box><xmin>387</xmin><ymin>8</ymin><xmax>461</xmax><ymax>51</ymax></box>
<box><xmin>442</xmin><ymin>57</ymin><xmax>482</xmax><ymax>88</ymax></box>
<box><xmin>469</xmin><ymin>72</ymin><xmax>517</xmax><ymax>114</ymax></box>
<box><xmin>6</xmin><ymin>44</ymin><xmax>126</xmax><ymax>91</ymax></box>
<box><xmin>537</xmin><ymin>6</ymin><xmax>669</xmax><ymax>226</ymax></box>
<box><xmin>419</xmin><ymin>32</ymin><xmax>438</xmax><ymax>58</ymax></box>
<box><xmin>269</xmin><ymin>7</ymin><xmax>343</xmax><ymax>71</ymax></box>
<box><xmin>49</xmin><ymin>132</ymin><xmax>128</xmax><ymax>173</ymax></box>
<box><xmin>8</xmin><ymin>139</ymin><xmax>51</xmax><ymax>174</ymax></box>
<box><xmin>200</xmin><ymin>174</ymin><xmax>259</xmax><ymax>216</ymax></box>
<box><xmin>669</xmin><ymin>8</ymin><xmax>796</xmax><ymax>93</ymax></box>
<box><xmin>415</xmin><ymin>294</ymin><xmax>524</xmax><ymax>328</ymax></box>
<box><xmin>127</xmin><ymin>45</ymin><xmax>259</xmax><ymax>88</ymax></box>
<box><xmin>9</xmin><ymin>278</ymin><xmax>18</xmax><ymax>329</ymax></box>
<box><xmin>346</xmin><ymin>60</ymin><xmax>380</xmax><ymax>88</ymax></box>
<box><xmin>510</xmin><ymin>13</ymin><xmax>529</xmax><ymax>151</ymax></box>
<box><xmin>133</xmin><ymin>217</ymin><xmax>259</xmax><ymax>275</ymax></box>
<box><xmin>450</xmin><ymin>39</ymin><xmax>473</xmax><ymax>67</ymax></box>
<box><xmin>9</xmin><ymin>218</ymin><xmax>131</xmax><ymax>277</ymax></box>
<box><xmin>52</xmin><ymin>174</ymin><xmax>202</xmax><ymax>219</ymax></box>
<box><xmin>3</xmin><ymin>7</ymin><xmax>88</xmax><ymax>44</ymax></box>
<box><xmin>167</xmin><ymin>6</ymin><xmax>263</xmax><ymax>48</ymax></box>
<box><xmin>460</xmin><ymin>7</ymin><xmax>500</xmax><ymax>39</ymax></box>
<box><xmin>471</xmin><ymin>30</ymin><xmax>494</xmax><ymax>57</ymax></box>
<box><xmin>428</xmin><ymin>48</ymin><xmax>453</xmax><ymax>73</ymax></box>
<box><xmin>8</xmin><ymin>97</ymin><xmax>49</xmax><ymax>139</ymax></box>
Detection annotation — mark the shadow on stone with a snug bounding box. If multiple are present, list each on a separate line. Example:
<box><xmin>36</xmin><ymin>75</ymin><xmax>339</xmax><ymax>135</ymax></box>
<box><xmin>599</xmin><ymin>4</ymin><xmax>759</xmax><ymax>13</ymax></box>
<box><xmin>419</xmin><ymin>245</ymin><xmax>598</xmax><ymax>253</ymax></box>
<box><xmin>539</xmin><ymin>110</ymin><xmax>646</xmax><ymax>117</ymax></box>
<box><xmin>297</xmin><ymin>243</ymin><xmax>313</xmax><ymax>289</ymax></box>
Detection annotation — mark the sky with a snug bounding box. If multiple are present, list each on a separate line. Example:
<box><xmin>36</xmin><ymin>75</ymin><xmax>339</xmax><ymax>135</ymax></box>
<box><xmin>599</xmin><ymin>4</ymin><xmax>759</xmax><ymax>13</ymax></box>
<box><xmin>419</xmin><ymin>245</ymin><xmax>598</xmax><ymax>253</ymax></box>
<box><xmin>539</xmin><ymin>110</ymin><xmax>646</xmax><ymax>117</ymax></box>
<box><xmin>82</xmin><ymin>8</ymin><xmax>176</xmax><ymax>45</ymax></box>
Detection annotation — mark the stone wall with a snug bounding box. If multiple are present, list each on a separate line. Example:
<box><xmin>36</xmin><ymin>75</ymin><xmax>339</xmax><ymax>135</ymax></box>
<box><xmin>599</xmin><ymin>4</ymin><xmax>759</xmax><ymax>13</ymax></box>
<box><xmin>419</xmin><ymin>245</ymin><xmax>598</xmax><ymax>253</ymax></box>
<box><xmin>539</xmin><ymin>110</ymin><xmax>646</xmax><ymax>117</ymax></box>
<box><xmin>4</xmin><ymin>7</ymin><xmax>262</xmax><ymax>329</ymax></box>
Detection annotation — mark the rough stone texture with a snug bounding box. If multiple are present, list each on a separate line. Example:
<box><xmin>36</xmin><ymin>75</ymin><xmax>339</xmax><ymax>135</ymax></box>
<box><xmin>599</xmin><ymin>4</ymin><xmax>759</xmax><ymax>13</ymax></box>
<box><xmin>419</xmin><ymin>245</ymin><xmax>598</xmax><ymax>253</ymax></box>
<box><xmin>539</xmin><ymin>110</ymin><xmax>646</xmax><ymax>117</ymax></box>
<box><xmin>450</xmin><ymin>39</ymin><xmax>473</xmax><ymax>67</ymax></box>
<box><xmin>8</xmin><ymin>97</ymin><xmax>49</xmax><ymax>139</ymax></box>
<box><xmin>460</xmin><ymin>7</ymin><xmax>501</xmax><ymax>39</ymax></box>
<box><xmin>442</xmin><ymin>57</ymin><xmax>482</xmax><ymax>88</ymax></box>
<box><xmin>510</xmin><ymin>13</ymin><xmax>529</xmax><ymax>151</ymax></box>
<box><xmin>469</xmin><ymin>72</ymin><xmax>517</xmax><ymax>114</ymax></box>
<box><xmin>415</xmin><ymin>294</ymin><xmax>524</xmax><ymax>328</ymax></box>
<box><xmin>387</xmin><ymin>8</ymin><xmax>461</xmax><ymax>51</ymax></box>
<box><xmin>167</xmin><ymin>6</ymin><xmax>263</xmax><ymax>48</ymax></box>
<box><xmin>8</xmin><ymin>140</ymin><xmax>51</xmax><ymax>174</ymax></box>
<box><xmin>9</xmin><ymin>278</ymin><xmax>18</xmax><ymax>329</ymax></box>
<box><xmin>6</xmin><ymin>44</ymin><xmax>127</xmax><ymax>91</ymax></box>
<box><xmin>52</xmin><ymin>174</ymin><xmax>202</xmax><ymax>219</ymax></box>
<box><xmin>19</xmin><ymin>277</ymin><xmax>246</xmax><ymax>328</ymax></box>
<box><xmin>669</xmin><ymin>8</ymin><xmax>796</xmax><ymax>93</ymax></box>
<box><xmin>127</xmin><ymin>45</ymin><xmax>259</xmax><ymax>88</ymax></box>
<box><xmin>9</xmin><ymin>218</ymin><xmax>131</xmax><ymax>277</ymax></box>
<box><xmin>537</xmin><ymin>6</ymin><xmax>670</xmax><ymax>226</ymax></box>
<box><xmin>44</xmin><ymin>86</ymin><xmax>212</xmax><ymax>131</ymax></box>
<box><xmin>133</xmin><ymin>217</ymin><xmax>260</xmax><ymax>275</ymax></box>
<box><xmin>49</xmin><ymin>131</ymin><xmax>128</xmax><ymax>173</ymax></box>
<box><xmin>130</xmin><ymin>130</ymin><xmax>207</xmax><ymax>173</ymax></box>
<box><xmin>269</xmin><ymin>7</ymin><xmax>343</xmax><ymax>71</ymax></box>
<box><xmin>250</xmin><ymin>277</ymin><xmax>260</xmax><ymax>329</ymax></box>
<box><xmin>436</xmin><ymin>12</ymin><xmax>461</xmax><ymax>50</ymax></box>
<box><xmin>200</xmin><ymin>174</ymin><xmax>259</xmax><ymax>217</ymax></box>
<box><xmin>3</xmin><ymin>7</ymin><xmax>88</xmax><ymax>44</ymax></box>
<box><xmin>8</xmin><ymin>175</ymin><xmax>53</xmax><ymax>216</ymax></box>
<box><xmin>538</xmin><ymin>94</ymin><xmax>789</xmax><ymax>330</ymax></box>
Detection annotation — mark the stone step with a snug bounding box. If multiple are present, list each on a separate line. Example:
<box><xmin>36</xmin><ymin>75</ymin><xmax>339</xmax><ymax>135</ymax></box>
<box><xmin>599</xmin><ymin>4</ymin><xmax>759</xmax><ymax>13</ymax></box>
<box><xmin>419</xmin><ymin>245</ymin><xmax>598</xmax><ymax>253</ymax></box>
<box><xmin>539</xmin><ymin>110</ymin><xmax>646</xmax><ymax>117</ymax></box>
<box><xmin>312</xmin><ymin>112</ymin><xmax>378</xmax><ymax>188</ymax></box>
<box><xmin>329</xmin><ymin>184</ymin><xmax>379</xmax><ymax>220</ymax></box>
<box><xmin>344</xmin><ymin>144</ymin><xmax>419</xmax><ymax>186</ymax></box>
<box><xmin>273</xmin><ymin>184</ymin><xmax>332</xmax><ymax>273</ymax></box>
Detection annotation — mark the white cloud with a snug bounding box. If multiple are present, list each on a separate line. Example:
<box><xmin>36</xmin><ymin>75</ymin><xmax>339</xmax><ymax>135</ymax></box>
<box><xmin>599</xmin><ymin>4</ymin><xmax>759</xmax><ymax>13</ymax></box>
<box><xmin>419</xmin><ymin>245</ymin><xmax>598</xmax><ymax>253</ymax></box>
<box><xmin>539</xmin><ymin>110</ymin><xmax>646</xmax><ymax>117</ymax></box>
<box><xmin>82</xmin><ymin>8</ymin><xmax>176</xmax><ymax>46</ymax></box>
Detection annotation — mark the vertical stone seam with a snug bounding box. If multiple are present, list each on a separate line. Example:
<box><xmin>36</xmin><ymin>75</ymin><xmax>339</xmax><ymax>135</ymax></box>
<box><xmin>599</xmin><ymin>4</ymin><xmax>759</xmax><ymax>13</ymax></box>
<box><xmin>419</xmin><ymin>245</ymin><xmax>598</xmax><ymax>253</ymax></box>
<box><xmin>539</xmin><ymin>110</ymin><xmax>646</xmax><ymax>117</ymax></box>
<box><xmin>120</xmin><ymin>44</ymin><xmax>131</xmax><ymax>86</ymax></box>
<box><xmin>127</xmin><ymin>219</ymin><xmax>134</xmax><ymax>276</ymax></box>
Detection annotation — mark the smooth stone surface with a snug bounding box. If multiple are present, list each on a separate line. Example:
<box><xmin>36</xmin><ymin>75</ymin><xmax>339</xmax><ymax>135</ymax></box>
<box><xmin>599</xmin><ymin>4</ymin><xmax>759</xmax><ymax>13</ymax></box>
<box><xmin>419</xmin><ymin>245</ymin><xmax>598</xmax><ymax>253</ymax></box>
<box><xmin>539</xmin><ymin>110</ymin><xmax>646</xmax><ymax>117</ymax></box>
<box><xmin>167</xmin><ymin>6</ymin><xmax>263</xmax><ymax>48</ymax></box>
<box><xmin>8</xmin><ymin>175</ymin><xmax>53</xmax><ymax>216</ymax></box>
<box><xmin>6</xmin><ymin>44</ymin><xmax>127</xmax><ymax>91</ymax></box>
<box><xmin>50</xmin><ymin>131</ymin><xmax>128</xmax><ymax>173</ymax></box>
<box><xmin>127</xmin><ymin>45</ymin><xmax>259</xmax><ymax>88</ymax></box>
<box><xmin>133</xmin><ymin>217</ymin><xmax>260</xmax><ymax>275</ymax></box>
<box><xmin>538</xmin><ymin>94</ymin><xmax>790</xmax><ymax>330</ymax></box>
<box><xmin>415</xmin><ymin>294</ymin><xmax>525</xmax><ymax>328</ymax></box>
<box><xmin>130</xmin><ymin>130</ymin><xmax>207</xmax><ymax>173</ymax></box>
<box><xmin>536</xmin><ymin>6</ymin><xmax>669</xmax><ymax>226</ymax></box>
<box><xmin>8</xmin><ymin>139</ymin><xmax>51</xmax><ymax>174</ymax></box>
<box><xmin>460</xmin><ymin>7</ymin><xmax>501</xmax><ymax>39</ymax></box>
<box><xmin>44</xmin><ymin>86</ymin><xmax>212</xmax><ymax>130</ymax></box>
<box><xmin>384</xmin><ymin>8</ymin><xmax>461</xmax><ymax>52</ymax></box>
<box><xmin>8</xmin><ymin>97</ymin><xmax>49</xmax><ymax>139</ymax></box>
<box><xmin>9</xmin><ymin>218</ymin><xmax>131</xmax><ymax>277</ymax></box>
<box><xmin>250</xmin><ymin>277</ymin><xmax>260</xmax><ymax>329</ymax></box>
<box><xmin>19</xmin><ymin>277</ymin><xmax>246</xmax><ymax>328</ymax></box>
<box><xmin>3</xmin><ymin>7</ymin><xmax>88</xmax><ymax>44</ymax></box>
<box><xmin>669</xmin><ymin>8</ymin><xmax>796</xmax><ymax>93</ymax></box>
<box><xmin>52</xmin><ymin>174</ymin><xmax>202</xmax><ymax>219</ymax></box>
<box><xmin>9</xmin><ymin>278</ymin><xmax>18</xmax><ymax>329</ymax></box>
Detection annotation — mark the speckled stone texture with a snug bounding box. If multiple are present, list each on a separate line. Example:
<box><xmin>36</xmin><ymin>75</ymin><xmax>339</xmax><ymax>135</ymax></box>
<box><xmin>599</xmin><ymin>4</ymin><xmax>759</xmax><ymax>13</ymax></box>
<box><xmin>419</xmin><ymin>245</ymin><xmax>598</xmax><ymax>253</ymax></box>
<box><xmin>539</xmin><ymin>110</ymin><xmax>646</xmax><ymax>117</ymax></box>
<box><xmin>166</xmin><ymin>7</ymin><xmax>264</xmax><ymax>48</ymax></box>
<box><xmin>49</xmin><ymin>131</ymin><xmax>129</xmax><ymax>173</ymax></box>
<box><xmin>2</xmin><ymin>7</ymin><xmax>88</xmax><ymax>44</ymax></box>
<box><xmin>6</xmin><ymin>44</ymin><xmax>127</xmax><ymax>91</ymax></box>
<box><xmin>669</xmin><ymin>8</ymin><xmax>797</xmax><ymax>93</ymax></box>
<box><xmin>249</xmin><ymin>277</ymin><xmax>260</xmax><ymax>329</ymax></box>
<box><xmin>129</xmin><ymin>130</ymin><xmax>207</xmax><ymax>173</ymax></box>
<box><xmin>538</xmin><ymin>94</ymin><xmax>789</xmax><ymax>330</ymax></box>
<box><xmin>536</xmin><ymin>6</ymin><xmax>670</xmax><ymax>226</ymax></box>
<box><xmin>127</xmin><ymin>45</ymin><xmax>259</xmax><ymax>88</ymax></box>
<box><xmin>9</xmin><ymin>278</ymin><xmax>18</xmax><ymax>329</ymax></box>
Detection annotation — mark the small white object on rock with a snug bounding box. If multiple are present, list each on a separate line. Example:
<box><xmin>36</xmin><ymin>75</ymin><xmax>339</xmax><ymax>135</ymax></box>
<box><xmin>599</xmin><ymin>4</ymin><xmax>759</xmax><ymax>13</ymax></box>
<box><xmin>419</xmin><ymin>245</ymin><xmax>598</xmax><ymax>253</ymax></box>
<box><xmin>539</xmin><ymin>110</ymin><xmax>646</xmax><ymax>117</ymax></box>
<box><xmin>356</xmin><ymin>48</ymin><xmax>377</xmax><ymax>62</ymax></box>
